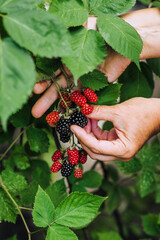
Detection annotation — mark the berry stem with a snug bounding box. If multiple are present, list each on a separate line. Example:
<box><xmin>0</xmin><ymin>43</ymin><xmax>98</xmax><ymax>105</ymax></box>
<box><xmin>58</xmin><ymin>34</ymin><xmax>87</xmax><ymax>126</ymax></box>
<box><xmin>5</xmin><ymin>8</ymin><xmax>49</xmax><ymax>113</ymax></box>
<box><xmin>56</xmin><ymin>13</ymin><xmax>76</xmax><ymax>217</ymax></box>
<box><xmin>0</xmin><ymin>177</ymin><xmax>31</xmax><ymax>240</ymax></box>
<box><xmin>0</xmin><ymin>129</ymin><xmax>25</xmax><ymax>162</ymax></box>
<box><xmin>51</xmin><ymin>76</ymin><xmax>69</xmax><ymax>116</ymax></box>
<box><xmin>60</xmin><ymin>65</ymin><xmax>71</xmax><ymax>88</ymax></box>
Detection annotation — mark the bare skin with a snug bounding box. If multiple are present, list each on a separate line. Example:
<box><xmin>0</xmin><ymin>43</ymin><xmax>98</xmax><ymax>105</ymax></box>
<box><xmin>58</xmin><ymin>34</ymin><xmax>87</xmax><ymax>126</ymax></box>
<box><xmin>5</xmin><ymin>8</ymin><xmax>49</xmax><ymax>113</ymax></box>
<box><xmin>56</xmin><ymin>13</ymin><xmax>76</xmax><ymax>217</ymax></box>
<box><xmin>31</xmin><ymin>8</ymin><xmax>160</xmax><ymax>161</ymax></box>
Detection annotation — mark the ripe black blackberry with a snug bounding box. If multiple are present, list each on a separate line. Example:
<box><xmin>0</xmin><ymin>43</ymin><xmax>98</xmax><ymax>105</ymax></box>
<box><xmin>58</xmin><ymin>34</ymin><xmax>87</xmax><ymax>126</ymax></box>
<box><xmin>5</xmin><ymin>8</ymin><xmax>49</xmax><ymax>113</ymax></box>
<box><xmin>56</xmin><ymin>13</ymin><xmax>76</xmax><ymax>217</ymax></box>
<box><xmin>70</xmin><ymin>110</ymin><xmax>88</xmax><ymax>128</ymax></box>
<box><xmin>61</xmin><ymin>161</ymin><xmax>74</xmax><ymax>177</ymax></box>
<box><xmin>56</xmin><ymin>117</ymin><xmax>71</xmax><ymax>135</ymax></box>
<box><xmin>60</xmin><ymin>133</ymin><xmax>70</xmax><ymax>143</ymax></box>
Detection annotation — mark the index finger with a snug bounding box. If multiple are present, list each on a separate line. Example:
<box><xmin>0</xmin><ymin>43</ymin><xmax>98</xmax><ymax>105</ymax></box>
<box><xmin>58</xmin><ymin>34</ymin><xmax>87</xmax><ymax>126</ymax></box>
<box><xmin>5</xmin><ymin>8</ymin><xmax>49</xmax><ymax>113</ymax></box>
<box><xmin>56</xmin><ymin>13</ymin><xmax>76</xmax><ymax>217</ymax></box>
<box><xmin>70</xmin><ymin>125</ymin><xmax>124</xmax><ymax>157</ymax></box>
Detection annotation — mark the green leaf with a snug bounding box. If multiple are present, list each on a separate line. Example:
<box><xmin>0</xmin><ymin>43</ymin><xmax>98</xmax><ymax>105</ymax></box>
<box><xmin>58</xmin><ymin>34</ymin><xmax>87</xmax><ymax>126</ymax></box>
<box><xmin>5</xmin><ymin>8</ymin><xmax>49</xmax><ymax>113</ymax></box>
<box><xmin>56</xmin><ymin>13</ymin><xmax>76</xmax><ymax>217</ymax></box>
<box><xmin>0</xmin><ymin>38</ymin><xmax>35</xmax><ymax>130</ymax></box>
<box><xmin>0</xmin><ymin>189</ymin><xmax>17</xmax><ymax>223</ymax></box>
<box><xmin>116</xmin><ymin>157</ymin><xmax>142</xmax><ymax>174</ymax></box>
<box><xmin>142</xmin><ymin>214</ymin><xmax>160</xmax><ymax>236</ymax></box>
<box><xmin>80</xmin><ymin>70</ymin><xmax>108</xmax><ymax>91</ymax></box>
<box><xmin>81</xmin><ymin>0</ymin><xmax>89</xmax><ymax>9</ymax></box>
<box><xmin>107</xmin><ymin>187</ymin><xmax>120</xmax><ymax>215</ymax></box>
<box><xmin>26</xmin><ymin>127</ymin><xmax>49</xmax><ymax>153</ymax></box>
<box><xmin>62</xmin><ymin>27</ymin><xmax>106</xmax><ymax>83</ymax></box>
<box><xmin>72</xmin><ymin>184</ymin><xmax>87</xmax><ymax>192</ymax></box>
<box><xmin>14</xmin><ymin>155</ymin><xmax>30</xmax><ymax>170</ymax></box>
<box><xmin>97</xmin><ymin>15</ymin><xmax>143</xmax><ymax>68</ymax></box>
<box><xmin>136</xmin><ymin>170</ymin><xmax>156</xmax><ymax>198</ymax></box>
<box><xmin>95</xmin><ymin>231</ymin><xmax>123</xmax><ymax>240</ymax></box>
<box><xmin>155</xmin><ymin>183</ymin><xmax>160</xmax><ymax>204</ymax></box>
<box><xmin>49</xmin><ymin>0</ymin><xmax>88</xmax><ymax>27</ymax></box>
<box><xmin>32</xmin><ymin>186</ymin><xmax>55</xmax><ymax>227</ymax></box>
<box><xmin>46</xmin><ymin>223</ymin><xmax>78</xmax><ymax>240</ymax></box>
<box><xmin>2</xmin><ymin>169</ymin><xmax>27</xmax><ymax>195</ymax></box>
<box><xmin>3</xmin><ymin>9</ymin><xmax>72</xmax><ymax>58</ymax></box>
<box><xmin>55</xmin><ymin>192</ymin><xmax>106</xmax><ymax>228</ymax></box>
<box><xmin>0</xmin><ymin>125</ymin><xmax>14</xmax><ymax>144</ymax></box>
<box><xmin>78</xmin><ymin>170</ymin><xmax>103</xmax><ymax>188</ymax></box>
<box><xmin>147</xmin><ymin>58</ymin><xmax>160</xmax><ymax>77</ymax></box>
<box><xmin>0</xmin><ymin>0</ymin><xmax>42</xmax><ymax>12</ymax></box>
<box><xmin>20</xmin><ymin>182</ymin><xmax>38</xmax><ymax>206</ymax></box>
<box><xmin>31</xmin><ymin>159</ymin><xmax>51</xmax><ymax>189</ymax></box>
<box><xmin>102</xmin><ymin>121</ymin><xmax>114</xmax><ymax>131</ymax></box>
<box><xmin>119</xmin><ymin>62</ymin><xmax>154</xmax><ymax>102</ymax></box>
<box><xmin>107</xmin><ymin>165</ymin><xmax>119</xmax><ymax>182</ymax></box>
<box><xmin>6</xmin><ymin>235</ymin><xmax>17</xmax><ymax>240</ymax></box>
<box><xmin>36</xmin><ymin>57</ymin><xmax>61</xmax><ymax>75</ymax></box>
<box><xmin>95</xmin><ymin>83</ymin><xmax>121</xmax><ymax>105</ymax></box>
<box><xmin>10</xmin><ymin>103</ymin><xmax>31</xmax><ymax>128</ymax></box>
<box><xmin>138</xmin><ymin>144</ymin><xmax>159</xmax><ymax>169</ymax></box>
<box><xmin>46</xmin><ymin>179</ymin><xmax>67</xmax><ymax>208</ymax></box>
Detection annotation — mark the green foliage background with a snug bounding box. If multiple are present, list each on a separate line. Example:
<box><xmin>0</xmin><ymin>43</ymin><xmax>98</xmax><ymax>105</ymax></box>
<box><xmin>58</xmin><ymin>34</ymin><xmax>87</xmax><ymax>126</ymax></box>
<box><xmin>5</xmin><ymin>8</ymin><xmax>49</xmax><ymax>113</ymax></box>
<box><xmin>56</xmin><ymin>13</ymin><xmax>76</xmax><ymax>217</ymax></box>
<box><xmin>0</xmin><ymin>0</ymin><xmax>160</xmax><ymax>239</ymax></box>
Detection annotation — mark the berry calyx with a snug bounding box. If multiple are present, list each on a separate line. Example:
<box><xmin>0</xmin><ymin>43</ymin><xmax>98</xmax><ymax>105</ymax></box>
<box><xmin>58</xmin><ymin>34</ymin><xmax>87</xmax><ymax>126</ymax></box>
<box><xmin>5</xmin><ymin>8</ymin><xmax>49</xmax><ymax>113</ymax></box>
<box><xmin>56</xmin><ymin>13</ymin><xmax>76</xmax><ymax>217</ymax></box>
<box><xmin>81</xmin><ymin>103</ymin><xmax>94</xmax><ymax>115</ymax></box>
<box><xmin>74</xmin><ymin>168</ymin><xmax>83</xmax><ymax>178</ymax></box>
<box><xmin>83</xmin><ymin>88</ymin><xmax>98</xmax><ymax>103</ymax></box>
<box><xmin>52</xmin><ymin>150</ymin><xmax>63</xmax><ymax>162</ymax></box>
<box><xmin>46</xmin><ymin>111</ymin><xmax>59</xmax><ymax>125</ymax></box>
<box><xmin>51</xmin><ymin>160</ymin><xmax>62</xmax><ymax>173</ymax></box>
<box><xmin>61</xmin><ymin>161</ymin><xmax>74</xmax><ymax>177</ymax></box>
<box><xmin>58</xmin><ymin>92</ymin><xmax>72</xmax><ymax>108</ymax></box>
<box><xmin>70</xmin><ymin>110</ymin><xmax>88</xmax><ymax>128</ymax></box>
<box><xmin>71</xmin><ymin>91</ymin><xmax>87</xmax><ymax>106</ymax></box>
<box><xmin>67</xmin><ymin>148</ymin><xmax>79</xmax><ymax>165</ymax></box>
<box><xmin>79</xmin><ymin>151</ymin><xmax>87</xmax><ymax>164</ymax></box>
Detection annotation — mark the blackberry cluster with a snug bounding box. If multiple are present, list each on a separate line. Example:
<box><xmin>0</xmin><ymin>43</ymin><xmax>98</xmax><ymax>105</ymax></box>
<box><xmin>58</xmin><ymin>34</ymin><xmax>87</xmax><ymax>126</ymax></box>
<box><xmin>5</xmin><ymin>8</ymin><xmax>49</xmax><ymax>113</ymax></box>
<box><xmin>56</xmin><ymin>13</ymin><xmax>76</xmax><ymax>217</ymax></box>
<box><xmin>61</xmin><ymin>161</ymin><xmax>74</xmax><ymax>177</ymax></box>
<box><xmin>60</xmin><ymin>133</ymin><xmax>70</xmax><ymax>143</ymax></box>
<box><xmin>70</xmin><ymin>111</ymin><xmax>88</xmax><ymax>128</ymax></box>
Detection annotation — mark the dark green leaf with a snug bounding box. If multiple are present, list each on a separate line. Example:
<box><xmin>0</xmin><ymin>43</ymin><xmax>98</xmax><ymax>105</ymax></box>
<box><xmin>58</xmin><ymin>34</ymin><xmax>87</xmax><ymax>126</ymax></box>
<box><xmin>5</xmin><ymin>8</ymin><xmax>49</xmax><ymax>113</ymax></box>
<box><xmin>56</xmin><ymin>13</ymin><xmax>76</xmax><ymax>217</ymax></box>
<box><xmin>32</xmin><ymin>186</ymin><xmax>55</xmax><ymax>227</ymax></box>
<box><xmin>20</xmin><ymin>182</ymin><xmax>38</xmax><ymax>206</ymax></box>
<box><xmin>2</xmin><ymin>169</ymin><xmax>27</xmax><ymax>195</ymax></box>
<box><xmin>3</xmin><ymin>9</ymin><xmax>72</xmax><ymax>58</ymax></box>
<box><xmin>138</xmin><ymin>144</ymin><xmax>159</xmax><ymax>169</ymax></box>
<box><xmin>62</xmin><ymin>27</ymin><xmax>106</xmax><ymax>83</ymax></box>
<box><xmin>0</xmin><ymin>189</ymin><xmax>17</xmax><ymax>223</ymax></box>
<box><xmin>26</xmin><ymin>126</ymin><xmax>49</xmax><ymax>153</ymax></box>
<box><xmin>46</xmin><ymin>223</ymin><xmax>78</xmax><ymax>240</ymax></box>
<box><xmin>142</xmin><ymin>214</ymin><xmax>160</xmax><ymax>236</ymax></box>
<box><xmin>10</xmin><ymin>103</ymin><xmax>31</xmax><ymax>128</ymax></box>
<box><xmin>147</xmin><ymin>58</ymin><xmax>160</xmax><ymax>77</ymax></box>
<box><xmin>55</xmin><ymin>192</ymin><xmax>106</xmax><ymax>228</ymax></box>
<box><xmin>116</xmin><ymin>157</ymin><xmax>142</xmax><ymax>174</ymax></box>
<box><xmin>46</xmin><ymin>179</ymin><xmax>67</xmax><ymax>208</ymax></box>
<box><xmin>0</xmin><ymin>125</ymin><xmax>14</xmax><ymax>144</ymax></box>
<box><xmin>137</xmin><ymin>170</ymin><xmax>156</xmax><ymax>198</ymax></box>
<box><xmin>80</xmin><ymin>70</ymin><xmax>108</xmax><ymax>91</ymax></box>
<box><xmin>155</xmin><ymin>183</ymin><xmax>160</xmax><ymax>204</ymax></box>
<box><xmin>36</xmin><ymin>57</ymin><xmax>61</xmax><ymax>75</ymax></box>
<box><xmin>94</xmin><ymin>231</ymin><xmax>123</xmax><ymax>240</ymax></box>
<box><xmin>90</xmin><ymin>0</ymin><xmax>136</xmax><ymax>15</ymax></box>
<box><xmin>102</xmin><ymin>121</ymin><xmax>114</xmax><ymax>131</ymax></box>
<box><xmin>0</xmin><ymin>38</ymin><xmax>35</xmax><ymax>130</ymax></box>
<box><xmin>107</xmin><ymin>165</ymin><xmax>119</xmax><ymax>182</ymax></box>
<box><xmin>49</xmin><ymin>0</ymin><xmax>88</xmax><ymax>27</ymax></box>
<box><xmin>107</xmin><ymin>187</ymin><xmax>120</xmax><ymax>215</ymax></box>
<box><xmin>72</xmin><ymin>184</ymin><xmax>87</xmax><ymax>192</ymax></box>
<box><xmin>14</xmin><ymin>155</ymin><xmax>30</xmax><ymax>170</ymax></box>
<box><xmin>96</xmin><ymin>83</ymin><xmax>121</xmax><ymax>105</ymax></box>
<box><xmin>78</xmin><ymin>170</ymin><xmax>103</xmax><ymax>188</ymax></box>
<box><xmin>97</xmin><ymin>15</ymin><xmax>143</xmax><ymax>68</ymax></box>
<box><xmin>6</xmin><ymin>235</ymin><xmax>17</xmax><ymax>240</ymax></box>
<box><xmin>119</xmin><ymin>62</ymin><xmax>154</xmax><ymax>102</ymax></box>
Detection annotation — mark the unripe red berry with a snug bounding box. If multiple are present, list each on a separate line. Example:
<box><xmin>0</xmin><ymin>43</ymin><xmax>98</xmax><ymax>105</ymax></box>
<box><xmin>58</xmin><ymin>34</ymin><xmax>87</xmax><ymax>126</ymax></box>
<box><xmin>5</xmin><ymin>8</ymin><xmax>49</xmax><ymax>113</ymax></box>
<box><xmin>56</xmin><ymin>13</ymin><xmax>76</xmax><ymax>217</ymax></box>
<box><xmin>79</xmin><ymin>151</ymin><xmax>87</xmax><ymax>164</ymax></box>
<box><xmin>46</xmin><ymin>111</ymin><xmax>59</xmax><ymax>125</ymax></box>
<box><xmin>71</xmin><ymin>91</ymin><xmax>87</xmax><ymax>106</ymax></box>
<box><xmin>81</xmin><ymin>103</ymin><xmax>94</xmax><ymax>115</ymax></box>
<box><xmin>52</xmin><ymin>149</ymin><xmax>63</xmax><ymax>162</ymax></box>
<box><xmin>83</xmin><ymin>88</ymin><xmax>98</xmax><ymax>103</ymax></box>
<box><xmin>67</xmin><ymin>148</ymin><xmax>79</xmax><ymax>165</ymax></box>
<box><xmin>51</xmin><ymin>160</ymin><xmax>62</xmax><ymax>173</ymax></box>
<box><xmin>74</xmin><ymin>168</ymin><xmax>83</xmax><ymax>178</ymax></box>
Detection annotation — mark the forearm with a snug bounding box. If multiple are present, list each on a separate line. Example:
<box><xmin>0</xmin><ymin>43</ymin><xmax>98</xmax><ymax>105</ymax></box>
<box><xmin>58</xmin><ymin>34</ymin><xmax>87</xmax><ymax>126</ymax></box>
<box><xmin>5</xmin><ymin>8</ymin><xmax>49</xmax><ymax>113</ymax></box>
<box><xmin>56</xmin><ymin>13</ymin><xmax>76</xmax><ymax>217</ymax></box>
<box><xmin>122</xmin><ymin>8</ymin><xmax>160</xmax><ymax>59</ymax></box>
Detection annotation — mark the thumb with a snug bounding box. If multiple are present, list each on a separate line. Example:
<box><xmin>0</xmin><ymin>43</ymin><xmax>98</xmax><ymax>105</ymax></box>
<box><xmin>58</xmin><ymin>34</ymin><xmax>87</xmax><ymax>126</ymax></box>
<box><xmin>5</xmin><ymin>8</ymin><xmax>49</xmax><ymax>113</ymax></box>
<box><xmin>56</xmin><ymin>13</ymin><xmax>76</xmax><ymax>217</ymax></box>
<box><xmin>87</xmin><ymin>105</ymin><xmax>116</xmax><ymax>122</ymax></box>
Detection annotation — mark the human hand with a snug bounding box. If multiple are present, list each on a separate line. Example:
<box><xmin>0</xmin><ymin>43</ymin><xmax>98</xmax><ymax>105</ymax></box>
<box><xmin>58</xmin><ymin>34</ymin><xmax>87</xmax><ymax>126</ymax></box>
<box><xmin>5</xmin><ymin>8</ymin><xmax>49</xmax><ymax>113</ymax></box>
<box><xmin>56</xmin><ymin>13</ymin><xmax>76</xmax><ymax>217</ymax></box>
<box><xmin>70</xmin><ymin>97</ymin><xmax>160</xmax><ymax>161</ymax></box>
<box><xmin>99</xmin><ymin>7</ymin><xmax>160</xmax><ymax>82</ymax></box>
